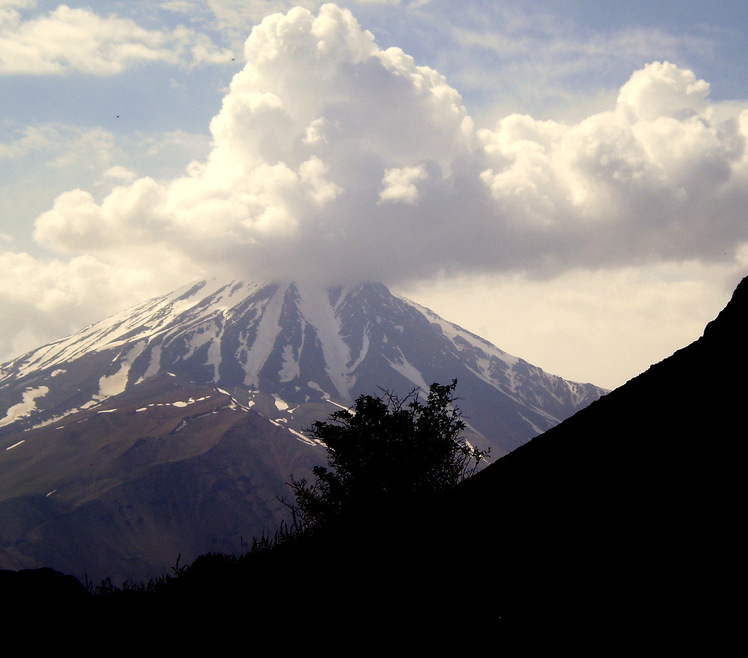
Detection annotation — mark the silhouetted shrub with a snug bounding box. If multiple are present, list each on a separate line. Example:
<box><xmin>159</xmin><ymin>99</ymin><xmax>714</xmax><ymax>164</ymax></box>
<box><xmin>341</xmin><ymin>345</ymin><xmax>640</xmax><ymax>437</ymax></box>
<box><xmin>287</xmin><ymin>380</ymin><xmax>489</xmax><ymax>531</ymax></box>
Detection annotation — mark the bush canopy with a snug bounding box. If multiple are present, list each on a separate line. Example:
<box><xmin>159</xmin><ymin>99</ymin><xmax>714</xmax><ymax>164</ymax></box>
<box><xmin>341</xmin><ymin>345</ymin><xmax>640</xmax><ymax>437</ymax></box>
<box><xmin>288</xmin><ymin>380</ymin><xmax>489</xmax><ymax>530</ymax></box>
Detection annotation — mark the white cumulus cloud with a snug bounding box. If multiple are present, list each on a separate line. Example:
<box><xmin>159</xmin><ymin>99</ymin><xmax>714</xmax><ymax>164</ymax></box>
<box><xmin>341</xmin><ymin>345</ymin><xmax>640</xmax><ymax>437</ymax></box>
<box><xmin>379</xmin><ymin>165</ymin><xmax>428</xmax><ymax>204</ymax></box>
<box><xmin>0</xmin><ymin>3</ymin><xmax>232</xmax><ymax>75</ymax></box>
<box><xmin>20</xmin><ymin>5</ymin><xmax>748</xmax><ymax>292</ymax></box>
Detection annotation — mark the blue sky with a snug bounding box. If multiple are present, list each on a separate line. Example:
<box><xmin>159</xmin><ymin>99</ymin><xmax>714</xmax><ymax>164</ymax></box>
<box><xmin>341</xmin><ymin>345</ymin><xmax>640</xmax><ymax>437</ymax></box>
<box><xmin>2</xmin><ymin>1</ymin><xmax>748</xmax><ymax>389</ymax></box>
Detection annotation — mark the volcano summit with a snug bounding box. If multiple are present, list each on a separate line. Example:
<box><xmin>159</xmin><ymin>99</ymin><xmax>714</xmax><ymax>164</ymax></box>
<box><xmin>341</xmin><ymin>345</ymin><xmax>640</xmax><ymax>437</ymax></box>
<box><xmin>0</xmin><ymin>279</ymin><xmax>606</xmax><ymax>580</ymax></box>
<box><xmin>1</xmin><ymin>279</ymin><xmax>605</xmax><ymax>452</ymax></box>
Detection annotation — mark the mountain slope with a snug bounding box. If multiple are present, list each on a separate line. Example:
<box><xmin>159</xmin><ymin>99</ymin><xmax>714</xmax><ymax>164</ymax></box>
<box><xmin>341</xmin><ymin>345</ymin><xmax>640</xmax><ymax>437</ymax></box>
<box><xmin>0</xmin><ymin>375</ymin><xmax>324</xmax><ymax>581</ymax></box>
<box><xmin>427</xmin><ymin>273</ymin><xmax>748</xmax><ymax>643</ymax></box>
<box><xmin>0</xmin><ymin>279</ymin><xmax>605</xmax><ymax>455</ymax></box>
<box><xmin>4</xmin><ymin>276</ymin><xmax>743</xmax><ymax>646</ymax></box>
<box><xmin>0</xmin><ymin>278</ymin><xmax>606</xmax><ymax>582</ymax></box>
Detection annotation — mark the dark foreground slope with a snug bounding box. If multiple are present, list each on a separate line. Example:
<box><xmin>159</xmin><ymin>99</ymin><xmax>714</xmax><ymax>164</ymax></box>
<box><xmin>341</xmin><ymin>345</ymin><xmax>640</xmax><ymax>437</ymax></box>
<box><xmin>437</xmin><ymin>273</ymin><xmax>748</xmax><ymax>646</ymax></box>
<box><xmin>244</xmin><ymin>274</ymin><xmax>745</xmax><ymax>645</ymax></box>
<box><xmin>4</xmin><ymin>276</ymin><xmax>745</xmax><ymax>648</ymax></box>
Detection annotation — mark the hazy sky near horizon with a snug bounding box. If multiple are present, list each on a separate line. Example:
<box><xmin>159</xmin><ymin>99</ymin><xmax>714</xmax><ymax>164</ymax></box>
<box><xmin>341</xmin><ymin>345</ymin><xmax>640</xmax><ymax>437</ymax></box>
<box><xmin>2</xmin><ymin>0</ymin><xmax>748</xmax><ymax>390</ymax></box>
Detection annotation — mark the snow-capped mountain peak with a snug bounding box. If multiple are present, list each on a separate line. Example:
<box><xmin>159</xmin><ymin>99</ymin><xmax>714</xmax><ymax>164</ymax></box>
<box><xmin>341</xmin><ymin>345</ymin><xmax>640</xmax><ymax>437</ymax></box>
<box><xmin>0</xmin><ymin>277</ymin><xmax>610</xmax><ymax>581</ymax></box>
<box><xmin>0</xmin><ymin>278</ymin><xmax>606</xmax><ymax>455</ymax></box>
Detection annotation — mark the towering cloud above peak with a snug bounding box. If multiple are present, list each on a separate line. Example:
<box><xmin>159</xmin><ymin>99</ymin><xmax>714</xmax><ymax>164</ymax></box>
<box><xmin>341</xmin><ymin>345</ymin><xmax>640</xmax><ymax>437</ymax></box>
<box><xmin>29</xmin><ymin>5</ymin><xmax>748</xmax><ymax>290</ymax></box>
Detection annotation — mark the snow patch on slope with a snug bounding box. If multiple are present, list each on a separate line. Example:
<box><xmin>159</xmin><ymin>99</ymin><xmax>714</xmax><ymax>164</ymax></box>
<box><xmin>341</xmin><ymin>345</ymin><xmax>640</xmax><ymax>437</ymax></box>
<box><xmin>385</xmin><ymin>348</ymin><xmax>430</xmax><ymax>393</ymax></box>
<box><xmin>272</xmin><ymin>394</ymin><xmax>289</xmax><ymax>411</ymax></box>
<box><xmin>98</xmin><ymin>342</ymin><xmax>147</xmax><ymax>398</ymax></box>
<box><xmin>137</xmin><ymin>344</ymin><xmax>163</xmax><ymax>384</ymax></box>
<box><xmin>279</xmin><ymin>343</ymin><xmax>300</xmax><ymax>383</ymax></box>
<box><xmin>242</xmin><ymin>284</ymin><xmax>287</xmax><ymax>387</ymax></box>
<box><xmin>295</xmin><ymin>283</ymin><xmax>353</xmax><ymax>400</ymax></box>
<box><xmin>0</xmin><ymin>386</ymin><xmax>49</xmax><ymax>428</ymax></box>
<box><xmin>346</xmin><ymin>328</ymin><xmax>370</xmax><ymax>373</ymax></box>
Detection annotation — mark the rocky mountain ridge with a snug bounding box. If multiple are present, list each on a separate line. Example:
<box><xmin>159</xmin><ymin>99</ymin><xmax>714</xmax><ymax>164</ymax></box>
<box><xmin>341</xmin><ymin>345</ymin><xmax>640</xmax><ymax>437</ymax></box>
<box><xmin>1</xmin><ymin>278</ymin><xmax>605</xmax><ymax>455</ymax></box>
<box><xmin>0</xmin><ymin>278</ymin><xmax>606</xmax><ymax>581</ymax></box>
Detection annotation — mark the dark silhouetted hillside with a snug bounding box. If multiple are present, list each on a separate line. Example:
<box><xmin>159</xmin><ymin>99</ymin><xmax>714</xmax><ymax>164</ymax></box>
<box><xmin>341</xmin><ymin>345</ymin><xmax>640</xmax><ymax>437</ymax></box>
<box><xmin>4</xmin><ymin>276</ymin><xmax>745</xmax><ymax>649</ymax></box>
<box><xmin>435</xmin><ymin>273</ymin><xmax>747</xmax><ymax>646</ymax></box>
